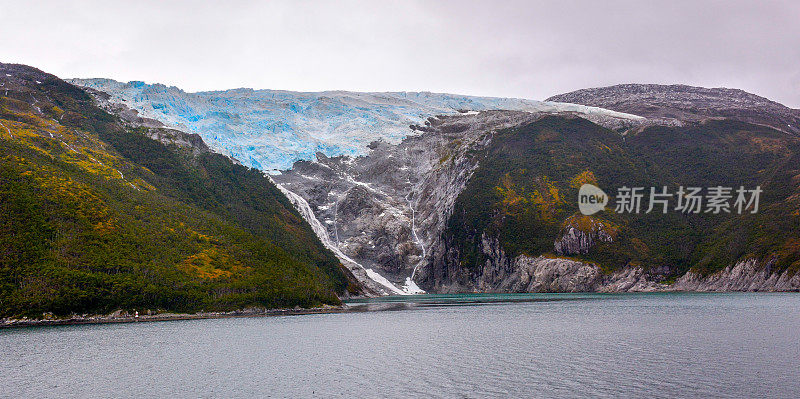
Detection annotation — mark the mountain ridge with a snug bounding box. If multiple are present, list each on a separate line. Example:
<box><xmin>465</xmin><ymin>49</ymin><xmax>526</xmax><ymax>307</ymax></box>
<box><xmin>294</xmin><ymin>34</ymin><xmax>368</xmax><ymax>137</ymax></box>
<box><xmin>547</xmin><ymin>83</ymin><xmax>800</xmax><ymax>135</ymax></box>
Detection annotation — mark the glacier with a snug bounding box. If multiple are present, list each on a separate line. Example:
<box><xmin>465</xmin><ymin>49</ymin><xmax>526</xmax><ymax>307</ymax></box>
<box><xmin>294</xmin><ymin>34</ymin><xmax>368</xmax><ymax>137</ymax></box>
<box><xmin>69</xmin><ymin>78</ymin><xmax>644</xmax><ymax>171</ymax></box>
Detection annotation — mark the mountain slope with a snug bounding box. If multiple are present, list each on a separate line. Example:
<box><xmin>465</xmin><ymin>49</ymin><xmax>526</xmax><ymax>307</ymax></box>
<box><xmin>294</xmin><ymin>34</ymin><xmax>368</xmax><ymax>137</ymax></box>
<box><xmin>0</xmin><ymin>63</ymin><xmax>357</xmax><ymax>318</ymax></box>
<box><xmin>424</xmin><ymin>115</ymin><xmax>800</xmax><ymax>292</ymax></box>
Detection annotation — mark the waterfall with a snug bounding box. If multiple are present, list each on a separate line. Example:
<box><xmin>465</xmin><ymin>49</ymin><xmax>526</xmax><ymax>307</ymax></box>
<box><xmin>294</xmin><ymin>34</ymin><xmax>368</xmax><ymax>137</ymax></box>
<box><xmin>275</xmin><ymin>182</ymin><xmax>408</xmax><ymax>295</ymax></box>
<box><xmin>403</xmin><ymin>192</ymin><xmax>426</xmax><ymax>294</ymax></box>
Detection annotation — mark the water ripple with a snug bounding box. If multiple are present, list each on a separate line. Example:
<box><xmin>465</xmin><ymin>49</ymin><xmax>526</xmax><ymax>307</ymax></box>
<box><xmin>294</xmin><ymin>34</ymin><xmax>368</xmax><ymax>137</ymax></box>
<box><xmin>2</xmin><ymin>293</ymin><xmax>799</xmax><ymax>398</ymax></box>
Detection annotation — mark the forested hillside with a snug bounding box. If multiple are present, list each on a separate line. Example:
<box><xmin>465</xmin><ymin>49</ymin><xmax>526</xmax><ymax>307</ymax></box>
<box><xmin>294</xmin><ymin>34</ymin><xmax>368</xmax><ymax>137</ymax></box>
<box><xmin>0</xmin><ymin>63</ymin><xmax>357</xmax><ymax>318</ymax></box>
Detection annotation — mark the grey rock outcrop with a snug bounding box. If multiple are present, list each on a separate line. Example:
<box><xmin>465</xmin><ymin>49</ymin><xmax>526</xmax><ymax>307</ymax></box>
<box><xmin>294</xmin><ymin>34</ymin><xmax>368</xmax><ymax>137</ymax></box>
<box><xmin>553</xmin><ymin>217</ymin><xmax>615</xmax><ymax>255</ymax></box>
<box><xmin>670</xmin><ymin>259</ymin><xmax>800</xmax><ymax>292</ymax></box>
<box><xmin>513</xmin><ymin>256</ymin><xmax>602</xmax><ymax>292</ymax></box>
<box><xmin>599</xmin><ymin>267</ymin><xmax>667</xmax><ymax>292</ymax></box>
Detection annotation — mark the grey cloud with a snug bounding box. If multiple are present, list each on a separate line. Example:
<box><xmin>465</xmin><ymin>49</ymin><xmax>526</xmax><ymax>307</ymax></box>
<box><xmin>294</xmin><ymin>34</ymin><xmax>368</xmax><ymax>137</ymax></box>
<box><xmin>1</xmin><ymin>0</ymin><xmax>797</xmax><ymax>107</ymax></box>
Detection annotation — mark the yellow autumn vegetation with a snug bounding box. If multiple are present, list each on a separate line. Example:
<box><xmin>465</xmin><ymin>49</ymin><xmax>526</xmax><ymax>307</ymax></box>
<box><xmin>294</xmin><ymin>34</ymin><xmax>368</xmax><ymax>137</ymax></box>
<box><xmin>179</xmin><ymin>247</ymin><xmax>250</xmax><ymax>280</ymax></box>
<box><xmin>495</xmin><ymin>172</ymin><xmax>564</xmax><ymax>222</ymax></box>
<box><xmin>570</xmin><ymin>170</ymin><xmax>598</xmax><ymax>188</ymax></box>
<box><xmin>1</xmin><ymin>103</ymin><xmax>154</xmax><ymax>190</ymax></box>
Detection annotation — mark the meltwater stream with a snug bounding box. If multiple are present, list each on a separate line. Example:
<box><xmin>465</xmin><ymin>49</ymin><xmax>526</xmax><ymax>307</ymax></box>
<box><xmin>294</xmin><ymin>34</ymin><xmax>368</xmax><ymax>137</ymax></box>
<box><xmin>2</xmin><ymin>293</ymin><xmax>800</xmax><ymax>398</ymax></box>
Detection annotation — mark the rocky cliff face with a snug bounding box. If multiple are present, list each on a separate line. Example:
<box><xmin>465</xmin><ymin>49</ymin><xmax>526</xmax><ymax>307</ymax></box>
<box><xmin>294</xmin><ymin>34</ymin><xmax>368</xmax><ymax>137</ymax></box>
<box><xmin>433</xmin><ymin>231</ymin><xmax>799</xmax><ymax>293</ymax></box>
<box><xmin>427</xmin><ymin>234</ymin><xmax>615</xmax><ymax>293</ymax></box>
<box><xmin>428</xmin><ymin>227</ymin><xmax>667</xmax><ymax>293</ymax></box>
<box><xmin>547</xmin><ymin>84</ymin><xmax>800</xmax><ymax>135</ymax></box>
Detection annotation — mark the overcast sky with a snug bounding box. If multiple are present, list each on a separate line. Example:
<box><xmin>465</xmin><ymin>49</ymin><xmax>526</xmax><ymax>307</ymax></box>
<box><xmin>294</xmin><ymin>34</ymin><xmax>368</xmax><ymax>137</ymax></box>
<box><xmin>2</xmin><ymin>0</ymin><xmax>799</xmax><ymax>107</ymax></box>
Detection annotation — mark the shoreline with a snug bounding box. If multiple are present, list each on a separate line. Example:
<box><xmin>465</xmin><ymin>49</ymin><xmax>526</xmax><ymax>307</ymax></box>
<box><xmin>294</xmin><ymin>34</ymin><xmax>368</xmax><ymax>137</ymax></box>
<box><xmin>0</xmin><ymin>305</ymin><xmax>353</xmax><ymax>329</ymax></box>
<box><xmin>5</xmin><ymin>291</ymin><xmax>798</xmax><ymax>329</ymax></box>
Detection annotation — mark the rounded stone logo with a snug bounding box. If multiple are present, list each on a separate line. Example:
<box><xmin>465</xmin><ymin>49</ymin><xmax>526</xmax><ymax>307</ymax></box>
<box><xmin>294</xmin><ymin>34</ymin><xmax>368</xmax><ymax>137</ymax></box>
<box><xmin>578</xmin><ymin>184</ymin><xmax>608</xmax><ymax>215</ymax></box>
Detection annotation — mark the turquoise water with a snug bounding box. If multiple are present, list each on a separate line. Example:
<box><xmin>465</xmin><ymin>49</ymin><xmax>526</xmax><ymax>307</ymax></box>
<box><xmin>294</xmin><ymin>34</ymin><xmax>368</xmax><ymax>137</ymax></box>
<box><xmin>2</xmin><ymin>293</ymin><xmax>799</xmax><ymax>398</ymax></box>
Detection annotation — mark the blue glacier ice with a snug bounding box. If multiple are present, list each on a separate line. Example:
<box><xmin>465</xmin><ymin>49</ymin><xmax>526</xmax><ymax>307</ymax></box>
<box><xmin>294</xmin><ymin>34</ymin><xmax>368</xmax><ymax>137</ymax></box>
<box><xmin>71</xmin><ymin>78</ymin><xmax>643</xmax><ymax>171</ymax></box>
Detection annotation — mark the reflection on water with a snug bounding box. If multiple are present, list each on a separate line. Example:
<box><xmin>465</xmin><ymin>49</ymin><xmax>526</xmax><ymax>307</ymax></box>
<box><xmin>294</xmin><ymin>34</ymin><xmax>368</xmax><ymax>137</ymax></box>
<box><xmin>2</xmin><ymin>293</ymin><xmax>800</xmax><ymax>398</ymax></box>
<box><xmin>346</xmin><ymin>292</ymin><xmax>597</xmax><ymax>311</ymax></box>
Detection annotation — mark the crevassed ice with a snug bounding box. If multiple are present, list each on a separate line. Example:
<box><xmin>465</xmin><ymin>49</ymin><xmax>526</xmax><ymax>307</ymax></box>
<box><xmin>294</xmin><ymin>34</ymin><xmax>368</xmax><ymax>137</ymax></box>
<box><xmin>70</xmin><ymin>78</ymin><xmax>642</xmax><ymax>171</ymax></box>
